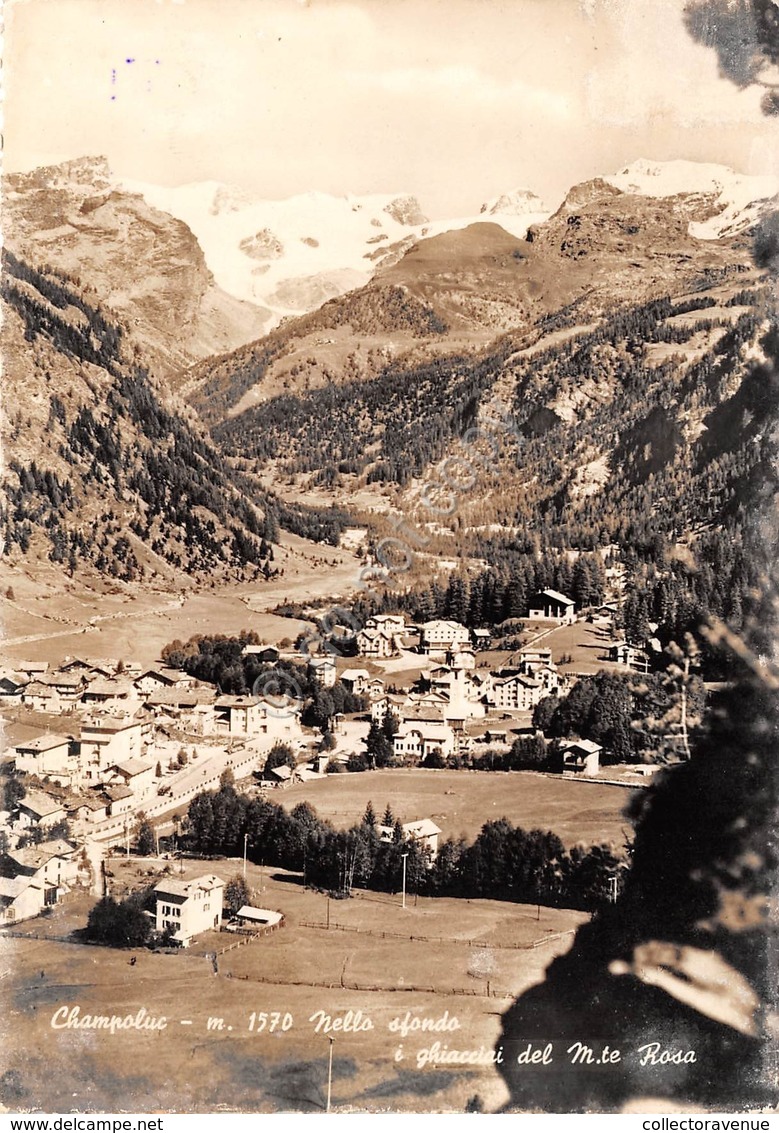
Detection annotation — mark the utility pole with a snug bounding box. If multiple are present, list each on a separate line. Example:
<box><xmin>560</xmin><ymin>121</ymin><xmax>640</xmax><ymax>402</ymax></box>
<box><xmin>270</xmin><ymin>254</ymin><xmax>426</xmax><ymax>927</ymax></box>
<box><xmin>243</xmin><ymin>833</ymin><xmax>249</xmax><ymax>881</ymax></box>
<box><xmin>401</xmin><ymin>852</ymin><xmax>408</xmax><ymax>910</ymax></box>
<box><xmin>609</xmin><ymin>874</ymin><xmax>619</xmax><ymax>904</ymax></box>
<box><xmin>326</xmin><ymin>1037</ymin><xmax>335</xmax><ymax>1113</ymax></box>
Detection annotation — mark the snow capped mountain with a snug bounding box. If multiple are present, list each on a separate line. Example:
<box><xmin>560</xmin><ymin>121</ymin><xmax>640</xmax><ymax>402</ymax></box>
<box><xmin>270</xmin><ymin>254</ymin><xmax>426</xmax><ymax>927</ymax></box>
<box><xmin>605</xmin><ymin>158</ymin><xmax>778</xmax><ymax>240</ymax></box>
<box><xmin>120</xmin><ymin>177</ymin><xmax>432</xmax><ymax>320</ymax></box>
<box><xmin>119</xmin><ymin>175</ymin><xmax>550</xmax><ymax>324</ymax></box>
<box><xmin>20</xmin><ymin>155</ymin><xmax>771</xmax><ymax>337</ymax></box>
<box><xmin>481</xmin><ymin>187</ymin><xmax>548</xmax><ymax>216</ymax></box>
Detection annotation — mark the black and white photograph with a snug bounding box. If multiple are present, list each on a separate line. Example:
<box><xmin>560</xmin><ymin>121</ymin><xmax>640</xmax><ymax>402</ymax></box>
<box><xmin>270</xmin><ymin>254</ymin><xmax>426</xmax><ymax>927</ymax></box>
<box><xmin>1</xmin><ymin>0</ymin><xmax>777</xmax><ymax>1117</ymax></box>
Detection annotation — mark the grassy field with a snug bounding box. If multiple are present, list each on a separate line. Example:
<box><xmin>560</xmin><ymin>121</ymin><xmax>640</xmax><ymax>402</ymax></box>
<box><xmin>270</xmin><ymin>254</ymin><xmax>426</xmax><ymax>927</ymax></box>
<box><xmin>0</xmin><ymin>530</ymin><xmax>363</xmax><ymax>668</ymax></box>
<box><xmin>278</xmin><ymin>768</ymin><xmax>633</xmax><ymax>848</ymax></box>
<box><xmin>1</xmin><ymin>857</ymin><xmax>588</xmax><ymax>1114</ymax></box>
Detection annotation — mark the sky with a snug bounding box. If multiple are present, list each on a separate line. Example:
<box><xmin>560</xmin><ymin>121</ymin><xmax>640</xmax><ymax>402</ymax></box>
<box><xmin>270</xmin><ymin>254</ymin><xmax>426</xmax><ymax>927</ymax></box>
<box><xmin>4</xmin><ymin>0</ymin><xmax>779</xmax><ymax>218</ymax></box>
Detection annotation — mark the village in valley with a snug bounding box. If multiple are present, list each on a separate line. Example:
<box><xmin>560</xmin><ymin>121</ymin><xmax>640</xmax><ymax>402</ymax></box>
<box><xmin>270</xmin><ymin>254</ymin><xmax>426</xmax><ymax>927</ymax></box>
<box><xmin>0</xmin><ymin>584</ymin><xmax>670</xmax><ymax>943</ymax></box>
<box><xmin>3</xmin><ymin>0</ymin><xmax>775</xmax><ymax>1106</ymax></box>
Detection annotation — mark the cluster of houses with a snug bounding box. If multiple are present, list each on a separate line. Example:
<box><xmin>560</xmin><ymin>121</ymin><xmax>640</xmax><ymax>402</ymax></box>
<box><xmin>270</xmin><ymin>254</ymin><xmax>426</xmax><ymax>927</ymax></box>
<box><xmin>0</xmin><ymin>654</ymin><xmax>308</xmax><ymax>924</ymax></box>
<box><xmin>1</xmin><ymin>657</ymin><xmax>302</xmax><ymax>739</ymax></box>
<box><xmin>0</xmin><ymin>589</ymin><xmax>654</xmax><ymax>928</ymax></box>
<box><xmin>0</xmin><ymin>837</ymin><xmax>82</xmax><ymax>924</ymax></box>
<box><xmin>361</xmin><ymin>642</ymin><xmax>570</xmax><ymax>764</ymax></box>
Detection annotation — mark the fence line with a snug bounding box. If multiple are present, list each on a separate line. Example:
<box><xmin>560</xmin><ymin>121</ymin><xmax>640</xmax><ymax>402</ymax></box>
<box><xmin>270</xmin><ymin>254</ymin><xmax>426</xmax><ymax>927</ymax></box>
<box><xmin>297</xmin><ymin>919</ymin><xmax>575</xmax><ymax>951</ymax></box>
<box><xmin>221</xmin><ymin>968</ymin><xmax>516</xmax><ymax>1000</ymax></box>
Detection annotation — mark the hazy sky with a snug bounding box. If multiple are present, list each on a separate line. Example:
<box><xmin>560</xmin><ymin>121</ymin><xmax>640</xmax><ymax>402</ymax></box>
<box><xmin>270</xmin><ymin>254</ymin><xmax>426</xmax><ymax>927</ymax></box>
<box><xmin>5</xmin><ymin>0</ymin><xmax>778</xmax><ymax>217</ymax></box>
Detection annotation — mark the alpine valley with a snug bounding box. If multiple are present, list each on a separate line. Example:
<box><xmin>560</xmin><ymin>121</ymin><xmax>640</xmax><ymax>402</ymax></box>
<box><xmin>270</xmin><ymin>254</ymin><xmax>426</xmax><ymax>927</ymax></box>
<box><xmin>1</xmin><ymin>155</ymin><xmax>777</xmax><ymax>662</ymax></box>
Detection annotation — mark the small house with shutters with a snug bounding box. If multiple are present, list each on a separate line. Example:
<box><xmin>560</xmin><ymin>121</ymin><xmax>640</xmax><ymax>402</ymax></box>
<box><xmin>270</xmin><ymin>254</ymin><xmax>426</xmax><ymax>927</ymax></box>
<box><xmin>419</xmin><ymin>620</ymin><xmax>470</xmax><ymax>660</ymax></box>
<box><xmin>109</xmin><ymin>758</ymin><xmax>155</xmax><ymax>798</ymax></box>
<box><xmin>154</xmin><ymin>874</ymin><xmax>224</xmax><ymax>946</ymax></box>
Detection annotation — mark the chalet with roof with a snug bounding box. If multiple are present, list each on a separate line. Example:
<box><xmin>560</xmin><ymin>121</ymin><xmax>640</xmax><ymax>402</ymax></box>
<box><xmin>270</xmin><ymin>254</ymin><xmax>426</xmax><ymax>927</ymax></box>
<box><xmin>22</xmin><ymin>670</ymin><xmax>86</xmax><ymax>713</ymax></box>
<box><xmin>66</xmin><ymin>794</ymin><xmax>111</xmax><ymax>825</ymax></box>
<box><xmin>109</xmin><ymin>758</ymin><xmax>155</xmax><ymax>798</ymax></box>
<box><xmin>1</xmin><ymin>839</ymin><xmax>79</xmax><ymax>892</ymax></box>
<box><xmin>513</xmin><ymin>650</ymin><xmax>562</xmax><ymax>694</ymax></box>
<box><xmin>61</xmin><ymin>657</ymin><xmax>115</xmax><ymax>678</ymax></box>
<box><xmin>0</xmin><ymin>671</ymin><xmax>28</xmax><ymax>702</ymax></box>
<box><xmin>339</xmin><ymin>668</ymin><xmax>371</xmax><ymax>696</ymax></box>
<box><xmin>528</xmin><ymin>590</ymin><xmax>576</xmax><ymax>624</ymax></box>
<box><xmin>241</xmin><ymin>644</ymin><xmax>280</xmax><ymax>664</ymax></box>
<box><xmin>154</xmin><ymin>874</ymin><xmax>224</xmax><ymax>946</ymax></box>
<box><xmin>83</xmin><ymin>677</ymin><xmax>140</xmax><ymax>709</ymax></box>
<box><xmin>134</xmin><ymin>668</ymin><xmax>194</xmax><ymax>696</ymax></box>
<box><xmin>608</xmin><ymin>641</ymin><xmax>650</xmax><ymax>673</ymax></box>
<box><xmin>214</xmin><ymin>694</ymin><xmax>265</xmax><ymax>735</ymax></box>
<box><xmin>393</xmin><ymin>720</ymin><xmax>456</xmax><ymax>763</ymax></box>
<box><xmin>370</xmin><ymin>693</ymin><xmax>406</xmax><ymax>724</ymax></box>
<box><xmin>144</xmin><ymin>688</ymin><xmax>216</xmax><ymax>733</ymax></box>
<box><xmin>377</xmin><ymin>818</ymin><xmax>442</xmax><ymax>861</ymax></box>
<box><xmin>485</xmin><ymin>670</ymin><xmax>544</xmax><ymax>712</ymax></box>
<box><xmin>356</xmin><ymin>626</ymin><xmax>398</xmax><ymax>659</ymax></box>
<box><xmin>16</xmin><ymin>790</ymin><xmax>67</xmax><ymax>830</ymax></box>
<box><xmin>561</xmin><ymin>739</ymin><xmax>602</xmax><ymax>777</ymax></box>
<box><xmin>102</xmin><ymin>784</ymin><xmax>134</xmax><ymax>815</ymax></box>
<box><xmin>14</xmin><ymin>733</ymin><xmax>74</xmax><ymax>780</ymax></box>
<box><xmin>368</xmin><ymin>614</ymin><xmax>406</xmax><ymax>633</ymax></box>
<box><xmin>0</xmin><ymin>876</ymin><xmax>46</xmax><ymax>923</ymax></box>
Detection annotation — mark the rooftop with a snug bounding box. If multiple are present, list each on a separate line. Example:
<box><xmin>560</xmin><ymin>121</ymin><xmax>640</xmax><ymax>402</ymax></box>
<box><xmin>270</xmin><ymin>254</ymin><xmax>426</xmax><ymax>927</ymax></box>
<box><xmin>16</xmin><ymin>733</ymin><xmax>71</xmax><ymax>753</ymax></box>
<box><xmin>154</xmin><ymin>874</ymin><xmax>224</xmax><ymax>899</ymax></box>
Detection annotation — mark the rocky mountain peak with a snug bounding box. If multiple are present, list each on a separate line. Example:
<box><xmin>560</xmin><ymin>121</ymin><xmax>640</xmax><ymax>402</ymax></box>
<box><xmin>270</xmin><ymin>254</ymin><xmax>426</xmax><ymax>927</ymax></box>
<box><xmin>7</xmin><ymin>155</ymin><xmax>112</xmax><ymax>195</ymax></box>
<box><xmin>555</xmin><ymin>177</ymin><xmax>624</xmax><ymax>214</ymax></box>
<box><xmin>383</xmin><ymin>195</ymin><xmax>428</xmax><ymax>226</ymax></box>
<box><xmin>480</xmin><ymin>188</ymin><xmax>547</xmax><ymax>215</ymax></box>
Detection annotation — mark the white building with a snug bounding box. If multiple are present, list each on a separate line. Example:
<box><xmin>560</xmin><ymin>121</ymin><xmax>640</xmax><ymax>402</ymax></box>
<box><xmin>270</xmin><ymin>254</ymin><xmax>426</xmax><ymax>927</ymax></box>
<box><xmin>561</xmin><ymin>739</ymin><xmax>602</xmax><ymax>777</ymax></box>
<box><xmin>527</xmin><ymin>590</ymin><xmax>576</xmax><ymax>624</ymax></box>
<box><xmin>14</xmin><ymin>734</ymin><xmax>74</xmax><ymax>780</ymax></box>
<box><xmin>356</xmin><ymin>627</ymin><xmax>397</xmax><ymax>659</ymax></box>
<box><xmin>377</xmin><ymin>819</ymin><xmax>442</xmax><ymax>861</ymax></box>
<box><xmin>308</xmin><ymin>656</ymin><xmax>337</xmax><ymax>688</ymax></box>
<box><xmin>154</xmin><ymin>874</ymin><xmax>224</xmax><ymax>946</ymax></box>
<box><xmin>339</xmin><ymin>669</ymin><xmax>371</xmax><ymax>695</ymax></box>
<box><xmin>419</xmin><ymin>620</ymin><xmax>470</xmax><ymax>660</ymax></box>
<box><xmin>78</xmin><ymin>716</ymin><xmax>145</xmax><ymax>785</ymax></box>
<box><xmin>393</xmin><ymin>721</ymin><xmax>456</xmax><ymax>762</ymax></box>
<box><xmin>485</xmin><ymin>671</ymin><xmax>544</xmax><ymax>712</ymax></box>
<box><xmin>109</xmin><ymin>758</ymin><xmax>155</xmax><ymax>799</ymax></box>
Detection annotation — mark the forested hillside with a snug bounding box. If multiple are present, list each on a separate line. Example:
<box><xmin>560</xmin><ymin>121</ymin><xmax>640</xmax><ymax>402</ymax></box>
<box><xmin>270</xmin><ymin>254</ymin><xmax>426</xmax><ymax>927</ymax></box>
<box><xmin>1</xmin><ymin>251</ymin><xmax>346</xmax><ymax>580</ymax></box>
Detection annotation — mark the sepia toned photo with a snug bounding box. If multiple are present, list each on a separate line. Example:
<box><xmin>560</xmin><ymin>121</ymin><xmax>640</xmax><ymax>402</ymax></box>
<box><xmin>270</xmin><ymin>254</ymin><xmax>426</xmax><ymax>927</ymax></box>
<box><xmin>0</xmin><ymin>0</ymin><xmax>777</xmax><ymax>1117</ymax></box>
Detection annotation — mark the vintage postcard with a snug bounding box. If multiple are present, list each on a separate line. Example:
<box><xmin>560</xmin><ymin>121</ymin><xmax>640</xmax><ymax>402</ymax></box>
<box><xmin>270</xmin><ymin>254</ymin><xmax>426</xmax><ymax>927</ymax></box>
<box><xmin>1</xmin><ymin>0</ymin><xmax>777</xmax><ymax>1118</ymax></box>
